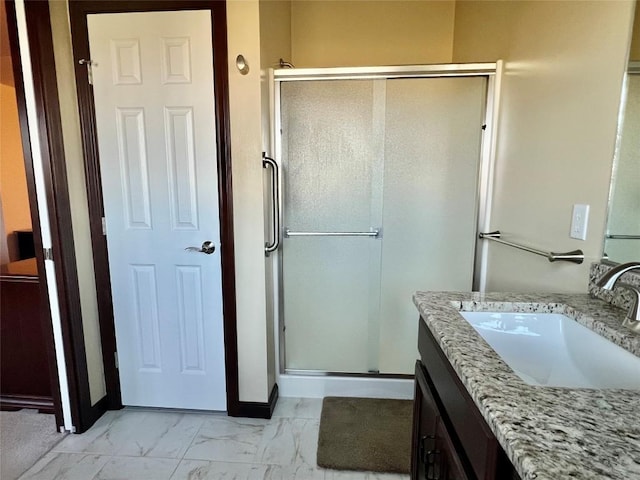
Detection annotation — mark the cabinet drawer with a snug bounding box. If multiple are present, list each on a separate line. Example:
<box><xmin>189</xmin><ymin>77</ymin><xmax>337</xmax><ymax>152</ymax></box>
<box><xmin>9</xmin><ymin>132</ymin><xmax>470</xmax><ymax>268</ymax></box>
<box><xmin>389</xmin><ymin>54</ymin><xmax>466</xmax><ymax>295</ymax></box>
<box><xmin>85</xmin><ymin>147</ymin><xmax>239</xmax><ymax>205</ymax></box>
<box><xmin>418</xmin><ymin>321</ymin><xmax>499</xmax><ymax>480</ymax></box>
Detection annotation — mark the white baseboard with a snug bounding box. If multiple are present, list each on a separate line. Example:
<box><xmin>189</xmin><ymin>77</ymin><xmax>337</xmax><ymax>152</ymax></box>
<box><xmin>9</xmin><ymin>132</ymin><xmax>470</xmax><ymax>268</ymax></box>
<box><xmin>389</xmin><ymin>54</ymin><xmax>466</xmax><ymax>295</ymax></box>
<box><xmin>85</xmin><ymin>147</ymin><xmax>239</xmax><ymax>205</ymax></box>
<box><xmin>277</xmin><ymin>373</ymin><xmax>414</xmax><ymax>399</ymax></box>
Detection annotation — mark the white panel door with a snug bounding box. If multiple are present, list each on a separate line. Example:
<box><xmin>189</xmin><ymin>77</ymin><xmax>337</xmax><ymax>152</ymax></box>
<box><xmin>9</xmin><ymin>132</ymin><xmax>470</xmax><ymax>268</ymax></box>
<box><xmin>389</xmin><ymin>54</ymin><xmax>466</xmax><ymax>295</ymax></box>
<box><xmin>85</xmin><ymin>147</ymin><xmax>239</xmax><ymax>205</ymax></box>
<box><xmin>88</xmin><ymin>10</ymin><xmax>226</xmax><ymax>410</ymax></box>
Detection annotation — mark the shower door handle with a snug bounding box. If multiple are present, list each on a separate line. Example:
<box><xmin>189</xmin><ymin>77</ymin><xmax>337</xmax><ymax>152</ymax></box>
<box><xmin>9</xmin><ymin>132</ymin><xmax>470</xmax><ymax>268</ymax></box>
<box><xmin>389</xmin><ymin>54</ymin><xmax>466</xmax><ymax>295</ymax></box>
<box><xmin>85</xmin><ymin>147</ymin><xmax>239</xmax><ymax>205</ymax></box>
<box><xmin>263</xmin><ymin>153</ymin><xmax>280</xmax><ymax>255</ymax></box>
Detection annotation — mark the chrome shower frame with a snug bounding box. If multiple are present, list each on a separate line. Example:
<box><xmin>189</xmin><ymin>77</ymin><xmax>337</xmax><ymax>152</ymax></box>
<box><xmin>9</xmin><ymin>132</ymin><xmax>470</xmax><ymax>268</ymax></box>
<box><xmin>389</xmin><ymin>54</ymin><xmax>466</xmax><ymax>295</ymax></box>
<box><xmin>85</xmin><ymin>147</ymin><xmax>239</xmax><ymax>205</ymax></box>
<box><xmin>267</xmin><ymin>62</ymin><xmax>504</xmax><ymax>378</ymax></box>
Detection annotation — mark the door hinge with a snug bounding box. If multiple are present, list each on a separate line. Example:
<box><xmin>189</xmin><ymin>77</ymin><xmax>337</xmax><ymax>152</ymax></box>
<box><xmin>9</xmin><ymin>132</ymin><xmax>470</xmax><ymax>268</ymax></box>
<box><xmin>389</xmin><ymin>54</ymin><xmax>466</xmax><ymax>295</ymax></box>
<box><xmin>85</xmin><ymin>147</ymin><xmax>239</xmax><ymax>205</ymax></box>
<box><xmin>114</xmin><ymin>351</ymin><xmax>119</xmax><ymax>369</ymax></box>
<box><xmin>43</xmin><ymin>248</ymin><xmax>53</xmax><ymax>261</ymax></box>
<box><xmin>78</xmin><ymin>59</ymin><xmax>95</xmax><ymax>85</ymax></box>
<box><xmin>102</xmin><ymin>217</ymin><xmax>107</xmax><ymax>236</ymax></box>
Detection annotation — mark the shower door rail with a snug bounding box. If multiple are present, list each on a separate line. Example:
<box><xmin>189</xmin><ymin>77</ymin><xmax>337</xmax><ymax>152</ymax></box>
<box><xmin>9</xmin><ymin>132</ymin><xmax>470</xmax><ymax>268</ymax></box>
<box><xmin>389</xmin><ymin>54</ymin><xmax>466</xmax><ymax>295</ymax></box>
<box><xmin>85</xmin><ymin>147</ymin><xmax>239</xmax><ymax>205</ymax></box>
<box><xmin>273</xmin><ymin>63</ymin><xmax>499</xmax><ymax>81</ymax></box>
<box><xmin>285</xmin><ymin>229</ymin><xmax>380</xmax><ymax>238</ymax></box>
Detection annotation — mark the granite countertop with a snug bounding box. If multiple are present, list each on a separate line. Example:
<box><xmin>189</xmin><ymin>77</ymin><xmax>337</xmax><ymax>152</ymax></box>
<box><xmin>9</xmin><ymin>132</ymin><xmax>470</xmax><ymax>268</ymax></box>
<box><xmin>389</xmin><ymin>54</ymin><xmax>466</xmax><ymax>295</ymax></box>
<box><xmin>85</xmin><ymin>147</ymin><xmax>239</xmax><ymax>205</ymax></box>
<box><xmin>413</xmin><ymin>291</ymin><xmax>640</xmax><ymax>480</ymax></box>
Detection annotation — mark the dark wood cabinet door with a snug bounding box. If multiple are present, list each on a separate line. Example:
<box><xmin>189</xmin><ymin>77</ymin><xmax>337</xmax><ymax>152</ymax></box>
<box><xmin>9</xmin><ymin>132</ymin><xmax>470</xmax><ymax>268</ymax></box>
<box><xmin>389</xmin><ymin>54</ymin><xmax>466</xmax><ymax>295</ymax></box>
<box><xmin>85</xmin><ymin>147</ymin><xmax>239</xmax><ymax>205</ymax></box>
<box><xmin>413</xmin><ymin>361</ymin><xmax>471</xmax><ymax>480</ymax></box>
<box><xmin>412</xmin><ymin>361</ymin><xmax>440</xmax><ymax>480</ymax></box>
<box><xmin>435</xmin><ymin>417</ymin><xmax>470</xmax><ymax>480</ymax></box>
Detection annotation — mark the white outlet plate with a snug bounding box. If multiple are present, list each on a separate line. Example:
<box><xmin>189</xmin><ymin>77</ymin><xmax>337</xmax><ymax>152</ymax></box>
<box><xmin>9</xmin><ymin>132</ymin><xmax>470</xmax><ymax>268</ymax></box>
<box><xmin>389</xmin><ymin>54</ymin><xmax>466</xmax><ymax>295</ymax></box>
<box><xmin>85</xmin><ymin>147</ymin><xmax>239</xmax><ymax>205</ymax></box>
<box><xmin>570</xmin><ymin>204</ymin><xmax>589</xmax><ymax>240</ymax></box>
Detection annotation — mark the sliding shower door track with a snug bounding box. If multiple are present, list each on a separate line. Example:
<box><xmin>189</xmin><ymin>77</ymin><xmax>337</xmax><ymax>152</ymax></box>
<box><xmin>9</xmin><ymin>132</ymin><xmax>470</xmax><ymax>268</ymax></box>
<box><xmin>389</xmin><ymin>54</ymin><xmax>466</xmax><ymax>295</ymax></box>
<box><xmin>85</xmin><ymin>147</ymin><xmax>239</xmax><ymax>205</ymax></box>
<box><xmin>284</xmin><ymin>369</ymin><xmax>414</xmax><ymax>379</ymax></box>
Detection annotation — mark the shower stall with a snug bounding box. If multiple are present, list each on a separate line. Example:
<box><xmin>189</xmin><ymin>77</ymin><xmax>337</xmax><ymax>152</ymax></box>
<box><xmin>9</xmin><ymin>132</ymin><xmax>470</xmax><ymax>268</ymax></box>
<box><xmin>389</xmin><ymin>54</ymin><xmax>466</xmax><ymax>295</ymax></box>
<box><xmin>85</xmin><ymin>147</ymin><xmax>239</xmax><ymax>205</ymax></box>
<box><xmin>265</xmin><ymin>64</ymin><xmax>501</xmax><ymax>397</ymax></box>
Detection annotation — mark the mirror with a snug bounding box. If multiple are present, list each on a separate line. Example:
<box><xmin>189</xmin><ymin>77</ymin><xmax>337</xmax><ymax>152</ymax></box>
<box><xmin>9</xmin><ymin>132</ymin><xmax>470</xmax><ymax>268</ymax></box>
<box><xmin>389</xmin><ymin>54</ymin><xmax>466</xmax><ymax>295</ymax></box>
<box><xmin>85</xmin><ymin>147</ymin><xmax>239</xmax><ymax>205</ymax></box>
<box><xmin>604</xmin><ymin>3</ymin><xmax>640</xmax><ymax>263</ymax></box>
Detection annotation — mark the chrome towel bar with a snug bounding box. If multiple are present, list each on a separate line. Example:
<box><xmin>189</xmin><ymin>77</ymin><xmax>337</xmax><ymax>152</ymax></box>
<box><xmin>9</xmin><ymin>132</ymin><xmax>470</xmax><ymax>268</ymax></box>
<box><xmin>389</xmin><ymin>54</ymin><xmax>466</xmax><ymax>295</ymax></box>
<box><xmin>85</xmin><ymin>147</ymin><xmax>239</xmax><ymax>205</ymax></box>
<box><xmin>605</xmin><ymin>234</ymin><xmax>640</xmax><ymax>240</ymax></box>
<box><xmin>285</xmin><ymin>229</ymin><xmax>380</xmax><ymax>238</ymax></box>
<box><xmin>479</xmin><ymin>231</ymin><xmax>584</xmax><ymax>264</ymax></box>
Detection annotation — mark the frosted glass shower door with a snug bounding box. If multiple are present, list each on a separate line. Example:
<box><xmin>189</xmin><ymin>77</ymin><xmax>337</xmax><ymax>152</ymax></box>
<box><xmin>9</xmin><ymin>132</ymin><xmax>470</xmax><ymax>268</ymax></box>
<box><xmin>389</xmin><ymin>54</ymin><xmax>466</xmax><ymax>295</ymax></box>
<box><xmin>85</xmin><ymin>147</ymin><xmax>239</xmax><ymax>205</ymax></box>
<box><xmin>281</xmin><ymin>80</ymin><xmax>384</xmax><ymax>373</ymax></box>
<box><xmin>378</xmin><ymin>77</ymin><xmax>486</xmax><ymax>374</ymax></box>
<box><xmin>279</xmin><ymin>75</ymin><xmax>487</xmax><ymax>375</ymax></box>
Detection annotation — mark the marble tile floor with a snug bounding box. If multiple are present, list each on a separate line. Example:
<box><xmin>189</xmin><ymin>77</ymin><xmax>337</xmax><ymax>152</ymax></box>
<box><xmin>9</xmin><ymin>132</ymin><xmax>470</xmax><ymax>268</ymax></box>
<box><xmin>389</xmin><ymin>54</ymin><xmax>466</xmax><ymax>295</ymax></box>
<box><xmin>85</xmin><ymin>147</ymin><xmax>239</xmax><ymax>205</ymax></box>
<box><xmin>18</xmin><ymin>398</ymin><xmax>410</xmax><ymax>480</ymax></box>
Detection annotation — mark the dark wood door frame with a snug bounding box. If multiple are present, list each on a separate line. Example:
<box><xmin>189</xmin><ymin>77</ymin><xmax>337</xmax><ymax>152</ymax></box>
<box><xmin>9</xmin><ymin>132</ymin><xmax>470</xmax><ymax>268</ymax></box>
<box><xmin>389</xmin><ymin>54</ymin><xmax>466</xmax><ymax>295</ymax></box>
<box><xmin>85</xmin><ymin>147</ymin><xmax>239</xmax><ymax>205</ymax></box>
<box><xmin>5</xmin><ymin>0</ymin><xmax>93</xmax><ymax>431</ymax></box>
<box><xmin>68</xmin><ymin>0</ymin><xmax>246</xmax><ymax>416</ymax></box>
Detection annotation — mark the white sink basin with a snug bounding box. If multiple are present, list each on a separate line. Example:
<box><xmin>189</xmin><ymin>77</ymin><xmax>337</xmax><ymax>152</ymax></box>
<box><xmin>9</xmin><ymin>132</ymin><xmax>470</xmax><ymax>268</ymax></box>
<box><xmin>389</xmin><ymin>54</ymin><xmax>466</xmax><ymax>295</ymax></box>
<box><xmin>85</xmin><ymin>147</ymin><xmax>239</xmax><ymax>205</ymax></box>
<box><xmin>459</xmin><ymin>312</ymin><xmax>640</xmax><ymax>389</ymax></box>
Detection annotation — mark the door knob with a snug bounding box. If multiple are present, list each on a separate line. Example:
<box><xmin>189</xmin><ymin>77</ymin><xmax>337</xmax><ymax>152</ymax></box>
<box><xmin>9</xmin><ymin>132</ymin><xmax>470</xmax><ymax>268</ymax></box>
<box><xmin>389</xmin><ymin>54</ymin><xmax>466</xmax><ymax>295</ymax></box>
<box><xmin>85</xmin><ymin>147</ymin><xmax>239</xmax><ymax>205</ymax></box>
<box><xmin>185</xmin><ymin>241</ymin><xmax>216</xmax><ymax>254</ymax></box>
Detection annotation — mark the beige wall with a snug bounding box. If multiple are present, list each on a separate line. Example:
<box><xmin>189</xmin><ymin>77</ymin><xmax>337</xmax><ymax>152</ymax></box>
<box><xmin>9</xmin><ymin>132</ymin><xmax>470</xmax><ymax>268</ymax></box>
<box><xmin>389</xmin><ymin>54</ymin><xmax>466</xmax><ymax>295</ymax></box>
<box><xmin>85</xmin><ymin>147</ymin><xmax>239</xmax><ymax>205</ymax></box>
<box><xmin>49</xmin><ymin>0</ymin><xmax>106</xmax><ymax>405</ymax></box>
<box><xmin>630</xmin><ymin>1</ymin><xmax>640</xmax><ymax>61</ymax></box>
<box><xmin>291</xmin><ymin>0</ymin><xmax>455</xmax><ymax>67</ymax></box>
<box><xmin>227</xmin><ymin>0</ymin><xmax>272</xmax><ymax>403</ymax></box>
<box><xmin>260</xmin><ymin>0</ymin><xmax>291</xmax><ymax>69</ymax></box>
<box><xmin>452</xmin><ymin>1</ymin><xmax>517</xmax><ymax>63</ymax></box>
<box><xmin>1</xmin><ymin>45</ymin><xmax>32</xmax><ymax>262</ymax></box>
<box><xmin>259</xmin><ymin>0</ymin><xmax>291</xmax><ymax>392</ymax></box>
<box><xmin>453</xmin><ymin>0</ymin><xmax>635</xmax><ymax>292</ymax></box>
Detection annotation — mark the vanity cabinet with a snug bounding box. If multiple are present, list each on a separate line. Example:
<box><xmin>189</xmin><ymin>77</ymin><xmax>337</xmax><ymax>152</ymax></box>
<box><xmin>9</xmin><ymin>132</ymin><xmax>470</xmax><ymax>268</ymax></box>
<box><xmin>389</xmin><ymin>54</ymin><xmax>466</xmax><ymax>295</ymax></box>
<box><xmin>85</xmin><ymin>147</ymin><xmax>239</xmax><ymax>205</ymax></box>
<box><xmin>412</xmin><ymin>320</ymin><xmax>520</xmax><ymax>480</ymax></box>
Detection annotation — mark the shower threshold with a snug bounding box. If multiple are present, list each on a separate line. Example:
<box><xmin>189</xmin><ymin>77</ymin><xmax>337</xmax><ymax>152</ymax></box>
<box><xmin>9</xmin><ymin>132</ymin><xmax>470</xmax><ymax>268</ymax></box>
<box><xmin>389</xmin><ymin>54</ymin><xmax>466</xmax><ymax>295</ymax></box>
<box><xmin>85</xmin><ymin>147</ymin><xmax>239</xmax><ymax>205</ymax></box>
<box><xmin>277</xmin><ymin>371</ymin><xmax>414</xmax><ymax>399</ymax></box>
<box><xmin>284</xmin><ymin>369</ymin><xmax>413</xmax><ymax>379</ymax></box>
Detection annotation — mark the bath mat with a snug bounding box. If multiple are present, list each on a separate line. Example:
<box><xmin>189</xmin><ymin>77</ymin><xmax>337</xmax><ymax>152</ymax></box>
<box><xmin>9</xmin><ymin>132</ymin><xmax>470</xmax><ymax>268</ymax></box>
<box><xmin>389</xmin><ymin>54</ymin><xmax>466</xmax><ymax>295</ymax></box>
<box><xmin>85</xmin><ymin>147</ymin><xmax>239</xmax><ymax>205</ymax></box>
<box><xmin>317</xmin><ymin>396</ymin><xmax>413</xmax><ymax>474</ymax></box>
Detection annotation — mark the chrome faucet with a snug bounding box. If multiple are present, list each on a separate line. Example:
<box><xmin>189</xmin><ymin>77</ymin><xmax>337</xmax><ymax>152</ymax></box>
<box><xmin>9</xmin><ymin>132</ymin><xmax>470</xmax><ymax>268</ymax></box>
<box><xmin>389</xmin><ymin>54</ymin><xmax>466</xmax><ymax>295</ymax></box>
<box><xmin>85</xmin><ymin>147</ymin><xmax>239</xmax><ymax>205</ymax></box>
<box><xmin>596</xmin><ymin>262</ymin><xmax>640</xmax><ymax>333</ymax></box>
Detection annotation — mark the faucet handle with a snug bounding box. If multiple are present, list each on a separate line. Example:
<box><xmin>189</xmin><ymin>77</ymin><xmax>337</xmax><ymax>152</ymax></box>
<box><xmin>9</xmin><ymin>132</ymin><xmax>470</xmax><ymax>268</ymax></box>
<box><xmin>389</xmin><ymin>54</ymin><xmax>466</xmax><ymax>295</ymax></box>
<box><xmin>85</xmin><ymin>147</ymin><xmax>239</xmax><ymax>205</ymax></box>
<box><xmin>616</xmin><ymin>282</ymin><xmax>640</xmax><ymax>326</ymax></box>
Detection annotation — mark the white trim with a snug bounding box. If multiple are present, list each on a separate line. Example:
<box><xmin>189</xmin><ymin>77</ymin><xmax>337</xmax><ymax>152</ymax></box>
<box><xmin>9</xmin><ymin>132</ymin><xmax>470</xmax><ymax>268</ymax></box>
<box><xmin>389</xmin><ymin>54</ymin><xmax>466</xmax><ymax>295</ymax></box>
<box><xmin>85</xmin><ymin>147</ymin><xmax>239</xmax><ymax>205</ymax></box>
<box><xmin>274</xmin><ymin>63</ymin><xmax>497</xmax><ymax>81</ymax></box>
<box><xmin>15</xmin><ymin>0</ymin><xmax>74</xmax><ymax>432</ymax></box>
<box><xmin>277</xmin><ymin>374</ymin><xmax>414</xmax><ymax>400</ymax></box>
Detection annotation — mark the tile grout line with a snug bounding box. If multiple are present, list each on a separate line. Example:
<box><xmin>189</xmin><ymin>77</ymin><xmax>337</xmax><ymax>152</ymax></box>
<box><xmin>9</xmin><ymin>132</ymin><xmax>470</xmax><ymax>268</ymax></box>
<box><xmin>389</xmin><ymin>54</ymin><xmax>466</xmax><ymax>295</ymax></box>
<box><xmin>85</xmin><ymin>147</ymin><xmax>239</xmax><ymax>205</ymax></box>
<box><xmin>179</xmin><ymin>413</ymin><xmax>212</xmax><ymax>461</ymax></box>
<box><xmin>89</xmin><ymin>454</ymin><xmax>116</xmax><ymax>480</ymax></box>
<box><xmin>166</xmin><ymin>456</ymin><xmax>183</xmax><ymax>480</ymax></box>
